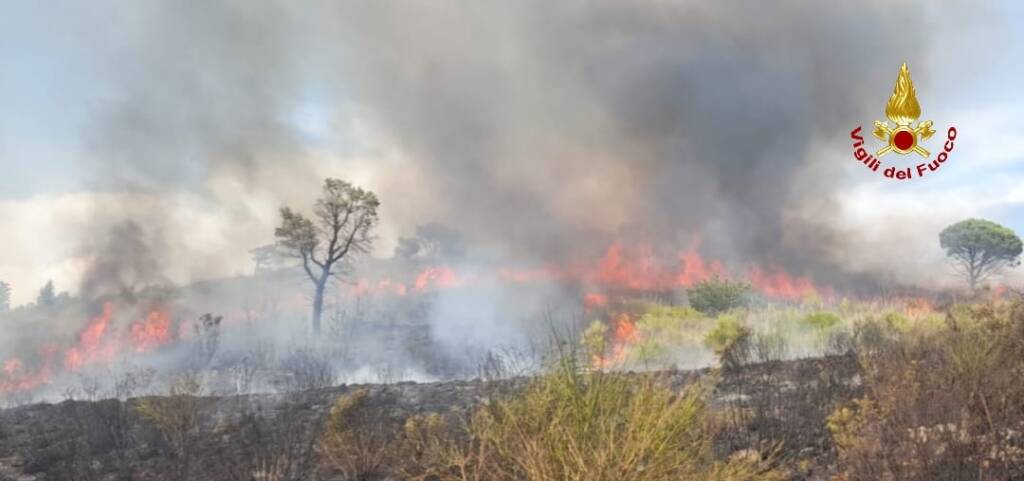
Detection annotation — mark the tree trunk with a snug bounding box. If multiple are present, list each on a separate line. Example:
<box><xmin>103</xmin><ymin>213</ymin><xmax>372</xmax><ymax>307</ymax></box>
<box><xmin>312</xmin><ymin>277</ymin><xmax>327</xmax><ymax>334</ymax></box>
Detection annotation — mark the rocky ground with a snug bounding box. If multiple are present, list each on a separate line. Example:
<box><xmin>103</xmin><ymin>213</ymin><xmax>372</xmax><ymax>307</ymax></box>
<box><xmin>0</xmin><ymin>355</ymin><xmax>860</xmax><ymax>481</ymax></box>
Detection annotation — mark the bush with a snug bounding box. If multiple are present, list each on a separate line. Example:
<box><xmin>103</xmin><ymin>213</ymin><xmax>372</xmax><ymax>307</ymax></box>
<box><xmin>703</xmin><ymin>315</ymin><xmax>751</xmax><ymax>369</ymax></box>
<box><xmin>688</xmin><ymin>278</ymin><xmax>752</xmax><ymax>315</ymax></box>
<box><xmin>136</xmin><ymin>374</ymin><xmax>204</xmax><ymax>480</ymax></box>
<box><xmin>321</xmin><ymin>355</ymin><xmax>783</xmax><ymax>481</ymax></box>
<box><xmin>632</xmin><ymin>304</ymin><xmax>709</xmax><ymax>366</ymax></box>
<box><xmin>800</xmin><ymin>311</ymin><xmax>840</xmax><ymax>331</ymax></box>
<box><xmin>278</xmin><ymin>347</ymin><xmax>335</xmax><ymax>392</ymax></box>
<box><xmin>750</xmin><ymin>330</ymin><xmax>789</xmax><ymax>363</ymax></box>
<box><xmin>319</xmin><ymin>389</ymin><xmax>393</xmax><ymax>480</ymax></box>
<box><xmin>429</xmin><ymin>357</ymin><xmax>780</xmax><ymax>481</ymax></box>
<box><xmin>830</xmin><ymin>300</ymin><xmax>1024</xmax><ymax>480</ymax></box>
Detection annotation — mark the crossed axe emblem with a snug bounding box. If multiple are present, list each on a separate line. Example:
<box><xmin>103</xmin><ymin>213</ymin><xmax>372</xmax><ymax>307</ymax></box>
<box><xmin>873</xmin><ymin>119</ymin><xmax>935</xmax><ymax>157</ymax></box>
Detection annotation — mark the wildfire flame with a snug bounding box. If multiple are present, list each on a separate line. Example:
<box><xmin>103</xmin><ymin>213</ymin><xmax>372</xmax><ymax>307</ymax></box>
<box><xmin>593</xmin><ymin>313</ymin><xmax>638</xmax><ymax>369</ymax></box>
<box><xmin>2</xmin><ymin>240</ymin><xmax>834</xmax><ymax>396</ymax></box>
<box><xmin>1</xmin><ymin>302</ymin><xmax>177</xmax><ymax>396</ymax></box>
<box><xmin>347</xmin><ymin>241</ymin><xmax>829</xmax><ymax>302</ymax></box>
<box><xmin>885</xmin><ymin>62</ymin><xmax>921</xmax><ymax>126</ymax></box>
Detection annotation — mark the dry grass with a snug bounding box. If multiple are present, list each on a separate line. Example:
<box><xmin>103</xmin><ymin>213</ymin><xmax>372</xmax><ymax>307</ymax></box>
<box><xmin>319</xmin><ymin>355</ymin><xmax>782</xmax><ymax>481</ymax></box>
<box><xmin>829</xmin><ymin>299</ymin><xmax>1024</xmax><ymax>481</ymax></box>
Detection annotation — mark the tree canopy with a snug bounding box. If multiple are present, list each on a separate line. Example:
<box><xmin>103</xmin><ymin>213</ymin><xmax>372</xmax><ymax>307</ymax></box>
<box><xmin>939</xmin><ymin>218</ymin><xmax>1022</xmax><ymax>290</ymax></box>
<box><xmin>275</xmin><ymin>178</ymin><xmax>379</xmax><ymax>333</ymax></box>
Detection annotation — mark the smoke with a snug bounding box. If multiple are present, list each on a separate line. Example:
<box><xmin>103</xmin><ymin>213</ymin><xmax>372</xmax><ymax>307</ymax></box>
<box><xmin>1</xmin><ymin>0</ymin><xmax>1015</xmax><ymax>402</ymax></box>
<box><xmin>78</xmin><ymin>221</ymin><xmax>167</xmax><ymax>299</ymax></box>
<box><xmin>316</xmin><ymin>0</ymin><xmax>991</xmax><ymax>285</ymax></box>
<box><xmin>41</xmin><ymin>0</ymin><xmax>996</xmax><ymax>292</ymax></box>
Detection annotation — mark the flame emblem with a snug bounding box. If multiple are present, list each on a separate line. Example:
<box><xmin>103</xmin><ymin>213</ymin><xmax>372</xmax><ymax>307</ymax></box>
<box><xmin>873</xmin><ymin>63</ymin><xmax>935</xmax><ymax>157</ymax></box>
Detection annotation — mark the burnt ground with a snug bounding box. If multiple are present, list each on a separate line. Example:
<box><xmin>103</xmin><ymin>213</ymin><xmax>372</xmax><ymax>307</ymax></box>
<box><xmin>0</xmin><ymin>355</ymin><xmax>860</xmax><ymax>481</ymax></box>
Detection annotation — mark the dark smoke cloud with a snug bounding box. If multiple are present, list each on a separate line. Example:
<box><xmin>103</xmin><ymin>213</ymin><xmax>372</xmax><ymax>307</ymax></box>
<box><xmin>77</xmin><ymin>0</ymin><xmax>1000</xmax><ymax>288</ymax></box>
<box><xmin>78</xmin><ymin>221</ymin><xmax>167</xmax><ymax>299</ymax></box>
<box><xmin>324</xmin><ymin>0</ymin><xmax>955</xmax><ymax>281</ymax></box>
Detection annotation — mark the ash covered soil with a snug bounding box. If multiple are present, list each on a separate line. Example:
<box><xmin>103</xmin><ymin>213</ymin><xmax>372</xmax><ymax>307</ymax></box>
<box><xmin>0</xmin><ymin>356</ymin><xmax>859</xmax><ymax>481</ymax></box>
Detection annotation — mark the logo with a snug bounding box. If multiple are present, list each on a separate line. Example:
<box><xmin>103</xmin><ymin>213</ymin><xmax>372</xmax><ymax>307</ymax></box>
<box><xmin>850</xmin><ymin>63</ymin><xmax>957</xmax><ymax>180</ymax></box>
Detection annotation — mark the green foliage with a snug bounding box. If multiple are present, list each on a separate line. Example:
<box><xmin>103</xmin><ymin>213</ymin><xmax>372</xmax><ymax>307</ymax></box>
<box><xmin>322</xmin><ymin>354</ymin><xmax>782</xmax><ymax>481</ymax></box>
<box><xmin>631</xmin><ymin>304</ymin><xmax>708</xmax><ymax>365</ymax></box>
<box><xmin>800</xmin><ymin>311</ymin><xmax>840</xmax><ymax>331</ymax></box>
<box><xmin>448</xmin><ymin>360</ymin><xmax>779</xmax><ymax>481</ymax></box>
<box><xmin>582</xmin><ymin>320</ymin><xmax>609</xmax><ymax>362</ymax></box>
<box><xmin>750</xmin><ymin>329</ymin><xmax>789</xmax><ymax>363</ymax></box>
<box><xmin>275</xmin><ymin>178</ymin><xmax>380</xmax><ymax>332</ymax></box>
<box><xmin>939</xmin><ymin>218</ymin><xmax>1023</xmax><ymax>289</ymax></box>
<box><xmin>687</xmin><ymin>278</ymin><xmax>752</xmax><ymax>315</ymax></box>
<box><xmin>703</xmin><ymin>314</ymin><xmax>751</xmax><ymax>368</ymax></box>
<box><xmin>637</xmin><ymin>304</ymin><xmax>703</xmax><ymax>332</ymax></box>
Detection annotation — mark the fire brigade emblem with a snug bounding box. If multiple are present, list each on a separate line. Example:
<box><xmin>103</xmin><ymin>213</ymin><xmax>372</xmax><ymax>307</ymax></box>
<box><xmin>873</xmin><ymin>62</ymin><xmax>935</xmax><ymax>157</ymax></box>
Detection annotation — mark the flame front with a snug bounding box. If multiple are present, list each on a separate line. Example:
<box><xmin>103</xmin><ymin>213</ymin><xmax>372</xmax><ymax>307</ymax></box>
<box><xmin>885</xmin><ymin>62</ymin><xmax>921</xmax><ymax>126</ymax></box>
<box><xmin>1</xmin><ymin>302</ymin><xmax>177</xmax><ymax>396</ymax></box>
<box><xmin>593</xmin><ymin>313</ymin><xmax>638</xmax><ymax>369</ymax></box>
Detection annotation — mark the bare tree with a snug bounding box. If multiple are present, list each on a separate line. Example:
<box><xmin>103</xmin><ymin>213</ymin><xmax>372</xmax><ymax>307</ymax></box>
<box><xmin>275</xmin><ymin>178</ymin><xmax>379</xmax><ymax>333</ymax></box>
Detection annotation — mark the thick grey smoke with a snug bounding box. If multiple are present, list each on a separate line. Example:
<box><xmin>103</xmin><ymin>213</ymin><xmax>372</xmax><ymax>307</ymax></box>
<box><xmin>2</xmin><ymin>1</ymin><xmax>1015</xmax><ymax>403</ymax></box>
<box><xmin>72</xmin><ymin>0</ymin><xmax>1002</xmax><ymax>290</ymax></box>
<box><xmin>78</xmin><ymin>221</ymin><xmax>167</xmax><ymax>299</ymax></box>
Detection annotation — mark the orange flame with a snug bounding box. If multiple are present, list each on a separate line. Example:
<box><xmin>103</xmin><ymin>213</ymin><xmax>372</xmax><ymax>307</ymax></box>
<box><xmin>65</xmin><ymin>302</ymin><xmax>116</xmax><ymax>371</ymax></box>
<box><xmin>592</xmin><ymin>313</ymin><xmax>638</xmax><ymax>369</ymax></box>
<box><xmin>747</xmin><ymin>265</ymin><xmax>821</xmax><ymax>301</ymax></box>
<box><xmin>583</xmin><ymin>292</ymin><xmax>608</xmax><ymax>311</ymax></box>
<box><xmin>414</xmin><ymin>267</ymin><xmax>459</xmax><ymax>290</ymax></box>
<box><xmin>2</xmin><ymin>302</ymin><xmax>179</xmax><ymax>396</ymax></box>
<box><xmin>903</xmin><ymin>297</ymin><xmax>935</xmax><ymax>317</ymax></box>
<box><xmin>343</xmin><ymin>241</ymin><xmax>828</xmax><ymax>302</ymax></box>
<box><xmin>130</xmin><ymin>308</ymin><xmax>172</xmax><ymax>352</ymax></box>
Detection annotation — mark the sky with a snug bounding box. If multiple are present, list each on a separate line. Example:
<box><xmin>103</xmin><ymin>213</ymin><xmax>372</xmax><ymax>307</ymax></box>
<box><xmin>2</xmin><ymin>0</ymin><xmax>1024</xmax><ymax>306</ymax></box>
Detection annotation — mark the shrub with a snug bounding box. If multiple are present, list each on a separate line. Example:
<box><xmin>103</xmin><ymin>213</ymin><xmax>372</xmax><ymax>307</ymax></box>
<box><xmin>703</xmin><ymin>315</ymin><xmax>751</xmax><ymax>369</ymax></box>
<box><xmin>688</xmin><ymin>278</ymin><xmax>752</xmax><ymax>315</ymax></box>
<box><xmin>319</xmin><ymin>388</ymin><xmax>393</xmax><ymax>480</ymax></box>
<box><xmin>278</xmin><ymin>347</ymin><xmax>335</xmax><ymax>392</ymax></box>
<box><xmin>800</xmin><ymin>311</ymin><xmax>840</xmax><ymax>331</ymax></box>
<box><xmin>581</xmin><ymin>320</ymin><xmax>609</xmax><ymax>363</ymax></box>
<box><xmin>632</xmin><ymin>304</ymin><xmax>709</xmax><ymax>366</ymax></box>
<box><xmin>136</xmin><ymin>374</ymin><xmax>204</xmax><ymax>480</ymax></box>
<box><xmin>750</xmin><ymin>330</ymin><xmax>789</xmax><ymax>363</ymax></box>
<box><xmin>830</xmin><ymin>300</ymin><xmax>1024</xmax><ymax>480</ymax></box>
<box><xmin>430</xmin><ymin>357</ymin><xmax>781</xmax><ymax>481</ymax></box>
<box><xmin>322</xmin><ymin>355</ymin><xmax>783</xmax><ymax>481</ymax></box>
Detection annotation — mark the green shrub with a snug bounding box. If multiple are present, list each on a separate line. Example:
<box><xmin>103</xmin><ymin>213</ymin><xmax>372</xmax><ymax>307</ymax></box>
<box><xmin>631</xmin><ymin>304</ymin><xmax>709</xmax><ymax>365</ymax></box>
<box><xmin>801</xmin><ymin>311</ymin><xmax>840</xmax><ymax>331</ymax></box>
<box><xmin>703</xmin><ymin>315</ymin><xmax>751</xmax><ymax>368</ymax></box>
<box><xmin>582</xmin><ymin>320</ymin><xmax>609</xmax><ymax>362</ymax></box>
<box><xmin>750</xmin><ymin>329</ymin><xmax>789</xmax><ymax>363</ymax></box>
<box><xmin>440</xmin><ymin>358</ymin><xmax>780</xmax><ymax>481</ymax></box>
<box><xmin>687</xmin><ymin>278</ymin><xmax>752</xmax><ymax>315</ymax></box>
